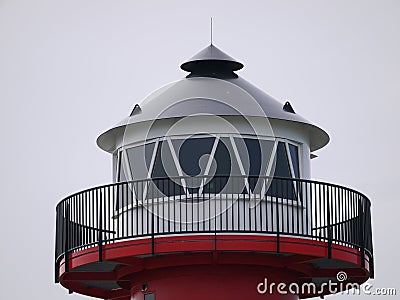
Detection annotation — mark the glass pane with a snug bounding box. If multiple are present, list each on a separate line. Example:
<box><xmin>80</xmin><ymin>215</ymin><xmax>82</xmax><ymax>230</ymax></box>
<box><xmin>289</xmin><ymin>144</ymin><xmax>300</xmax><ymax>178</ymax></box>
<box><xmin>126</xmin><ymin>143</ymin><xmax>155</xmax><ymax>180</ymax></box>
<box><xmin>267</xmin><ymin>142</ymin><xmax>296</xmax><ymax>200</ymax></box>
<box><xmin>173</xmin><ymin>137</ymin><xmax>214</xmax><ymax>176</ymax></box>
<box><xmin>116</xmin><ymin>153</ymin><xmax>129</xmax><ymax>210</ymax></box>
<box><xmin>151</xmin><ymin>141</ymin><xmax>184</xmax><ymax>197</ymax></box>
<box><xmin>125</xmin><ymin>143</ymin><xmax>156</xmax><ymax>202</ymax></box>
<box><xmin>259</xmin><ymin>139</ymin><xmax>275</xmax><ymax>176</ymax></box>
<box><xmin>172</xmin><ymin>137</ymin><xmax>214</xmax><ymax>194</ymax></box>
<box><xmin>118</xmin><ymin>152</ymin><xmax>128</xmax><ymax>182</ymax></box>
<box><xmin>203</xmin><ymin>137</ymin><xmax>243</xmax><ymax>194</ymax></box>
<box><xmin>234</xmin><ymin>138</ymin><xmax>274</xmax><ymax>192</ymax></box>
<box><xmin>113</xmin><ymin>153</ymin><xmax>118</xmax><ymax>182</ymax></box>
<box><xmin>274</xmin><ymin>142</ymin><xmax>291</xmax><ymax>178</ymax></box>
<box><xmin>233</xmin><ymin>137</ymin><xmax>251</xmax><ymax>175</ymax></box>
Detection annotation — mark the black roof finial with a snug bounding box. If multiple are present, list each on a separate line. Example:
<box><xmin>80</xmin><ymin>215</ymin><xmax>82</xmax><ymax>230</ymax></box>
<box><xmin>180</xmin><ymin>44</ymin><xmax>243</xmax><ymax>74</ymax></box>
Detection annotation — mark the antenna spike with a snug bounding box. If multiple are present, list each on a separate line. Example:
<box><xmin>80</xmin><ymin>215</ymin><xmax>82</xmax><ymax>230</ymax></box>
<box><xmin>210</xmin><ymin>17</ymin><xmax>213</xmax><ymax>45</ymax></box>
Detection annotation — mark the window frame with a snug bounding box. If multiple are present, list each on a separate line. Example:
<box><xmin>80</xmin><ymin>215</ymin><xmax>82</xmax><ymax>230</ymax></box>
<box><xmin>115</xmin><ymin>134</ymin><xmax>303</xmax><ymax>206</ymax></box>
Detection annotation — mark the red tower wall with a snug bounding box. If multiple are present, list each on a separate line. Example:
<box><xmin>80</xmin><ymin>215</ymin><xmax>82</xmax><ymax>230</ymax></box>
<box><xmin>130</xmin><ymin>265</ymin><xmax>298</xmax><ymax>300</ymax></box>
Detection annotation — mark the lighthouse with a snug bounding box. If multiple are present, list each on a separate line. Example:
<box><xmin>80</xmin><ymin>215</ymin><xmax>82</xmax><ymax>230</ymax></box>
<box><xmin>55</xmin><ymin>44</ymin><xmax>374</xmax><ymax>300</ymax></box>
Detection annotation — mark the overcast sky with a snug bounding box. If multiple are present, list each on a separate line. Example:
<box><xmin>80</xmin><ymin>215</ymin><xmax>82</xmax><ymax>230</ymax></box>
<box><xmin>0</xmin><ymin>1</ymin><xmax>399</xmax><ymax>299</ymax></box>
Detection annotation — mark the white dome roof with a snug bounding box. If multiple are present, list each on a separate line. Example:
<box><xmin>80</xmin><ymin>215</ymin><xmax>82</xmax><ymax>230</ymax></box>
<box><xmin>97</xmin><ymin>45</ymin><xmax>329</xmax><ymax>153</ymax></box>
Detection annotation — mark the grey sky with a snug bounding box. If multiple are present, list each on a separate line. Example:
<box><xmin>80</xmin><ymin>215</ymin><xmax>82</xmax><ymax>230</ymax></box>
<box><xmin>0</xmin><ymin>1</ymin><xmax>399</xmax><ymax>299</ymax></box>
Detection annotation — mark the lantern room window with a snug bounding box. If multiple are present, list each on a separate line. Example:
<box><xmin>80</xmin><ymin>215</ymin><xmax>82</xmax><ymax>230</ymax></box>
<box><xmin>115</xmin><ymin>135</ymin><xmax>302</xmax><ymax>203</ymax></box>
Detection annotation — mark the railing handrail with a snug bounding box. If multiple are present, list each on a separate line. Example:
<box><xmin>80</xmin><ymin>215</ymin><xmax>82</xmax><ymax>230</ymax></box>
<box><xmin>55</xmin><ymin>175</ymin><xmax>371</xmax><ymax>209</ymax></box>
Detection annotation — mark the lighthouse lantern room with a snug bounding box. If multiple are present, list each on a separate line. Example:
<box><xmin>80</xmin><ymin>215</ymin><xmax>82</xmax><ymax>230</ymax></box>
<box><xmin>55</xmin><ymin>44</ymin><xmax>374</xmax><ymax>300</ymax></box>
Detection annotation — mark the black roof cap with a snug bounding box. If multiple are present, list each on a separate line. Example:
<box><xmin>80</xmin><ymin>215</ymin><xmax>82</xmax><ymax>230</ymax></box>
<box><xmin>181</xmin><ymin>44</ymin><xmax>244</xmax><ymax>73</ymax></box>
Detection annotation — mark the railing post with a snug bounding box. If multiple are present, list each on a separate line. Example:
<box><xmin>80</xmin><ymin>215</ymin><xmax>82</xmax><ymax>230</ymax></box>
<box><xmin>64</xmin><ymin>202</ymin><xmax>70</xmax><ymax>273</ymax></box>
<box><xmin>55</xmin><ymin>208</ymin><xmax>60</xmax><ymax>283</ymax></box>
<box><xmin>358</xmin><ymin>196</ymin><xmax>365</xmax><ymax>268</ymax></box>
<box><xmin>367</xmin><ymin>201</ymin><xmax>374</xmax><ymax>278</ymax></box>
<box><xmin>98</xmin><ymin>188</ymin><xmax>103</xmax><ymax>262</ymax></box>
<box><xmin>276</xmin><ymin>179</ymin><xmax>280</xmax><ymax>253</ymax></box>
<box><xmin>326</xmin><ymin>186</ymin><xmax>332</xmax><ymax>259</ymax></box>
<box><xmin>151</xmin><ymin>186</ymin><xmax>155</xmax><ymax>255</ymax></box>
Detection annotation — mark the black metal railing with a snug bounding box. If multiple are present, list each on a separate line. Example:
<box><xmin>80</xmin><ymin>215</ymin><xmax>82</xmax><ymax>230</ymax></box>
<box><xmin>55</xmin><ymin>176</ymin><xmax>373</xmax><ymax>279</ymax></box>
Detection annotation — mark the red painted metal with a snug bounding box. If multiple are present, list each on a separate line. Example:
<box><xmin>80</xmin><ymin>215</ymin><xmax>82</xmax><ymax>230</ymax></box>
<box><xmin>130</xmin><ymin>265</ymin><xmax>299</xmax><ymax>300</ymax></box>
<box><xmin>58</xmin><ymin>234</ymin><xmax>371</xmax><ymax>300</ymax></box>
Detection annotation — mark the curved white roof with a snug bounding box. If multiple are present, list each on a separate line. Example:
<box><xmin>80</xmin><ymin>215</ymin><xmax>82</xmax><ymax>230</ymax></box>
<box><xmin>97</xmin><ymin>45</ymin><xmax>329</xmax><ymax>153</ymax></box>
